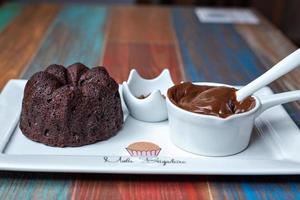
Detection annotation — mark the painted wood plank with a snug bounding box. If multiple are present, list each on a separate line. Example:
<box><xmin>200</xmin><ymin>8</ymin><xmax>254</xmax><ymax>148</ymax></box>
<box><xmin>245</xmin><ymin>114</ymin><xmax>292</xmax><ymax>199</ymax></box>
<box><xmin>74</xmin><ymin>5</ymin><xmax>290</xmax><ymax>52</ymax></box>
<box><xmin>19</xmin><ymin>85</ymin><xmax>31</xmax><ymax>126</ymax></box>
<box><xmin>209</xmin><ymin>176</ymin><xmax>300</xmax><ymax>200</ymax></box>
<box><xmin>107</xmin><ymin>6</ymin><xmax>177</xmax><ymax>44</ymax></box>
<box><xmin>172</xmin><ymin>8</ymin><xmax>265</xmax><ymax>85</ymax></box>
<box><xmin>0</xmin><ymin>4</ymin><xmax>60</xmax><ymax>90</ymax></box>
<box><xmin>70</xmin><ymin>174</ymin><xmax>211</xmax><ymax>200</ymax></box>
<box><xmin>102</xmin><ymin>42</ymin><xmax>183</xmax><ymax>83</ymax></box>
<box><xmin>22</xmin><ymin>5</ymin><xmax>107</xmax><ymax>79</ymax></box>
<box><xmin>0</xmin><ymin>172</ymin><xmax>72</xmax><ymax>200</ymax></box>
<box><xmin>101</xmin><ymin>6</ymin><xmax>184</xmax><ymax>83</ymax></box>
<box><xmin>0</xmin><ymin>3</ymin><xmax>23</xmax><ymax>32</ymax></box>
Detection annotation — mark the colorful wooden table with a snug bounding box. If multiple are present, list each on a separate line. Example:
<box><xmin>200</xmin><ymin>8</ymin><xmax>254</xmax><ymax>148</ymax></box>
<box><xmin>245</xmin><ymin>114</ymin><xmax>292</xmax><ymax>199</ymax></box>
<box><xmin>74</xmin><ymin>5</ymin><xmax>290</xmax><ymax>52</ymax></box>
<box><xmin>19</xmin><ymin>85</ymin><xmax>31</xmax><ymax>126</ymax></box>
<box><xmin>1</xmin><ymin>3</ymin><xmax>300</xmax><ymax>199</ymax></box>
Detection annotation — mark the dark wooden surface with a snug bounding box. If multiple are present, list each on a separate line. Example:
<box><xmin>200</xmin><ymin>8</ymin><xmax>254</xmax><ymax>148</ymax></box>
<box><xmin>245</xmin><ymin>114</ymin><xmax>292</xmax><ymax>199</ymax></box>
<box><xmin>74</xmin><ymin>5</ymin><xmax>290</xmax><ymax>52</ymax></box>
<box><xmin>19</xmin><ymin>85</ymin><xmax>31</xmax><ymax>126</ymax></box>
<box><xmin>0</xmin><ymin>3</ymin><xmax>300</xmax><ymax>199</ymax></box>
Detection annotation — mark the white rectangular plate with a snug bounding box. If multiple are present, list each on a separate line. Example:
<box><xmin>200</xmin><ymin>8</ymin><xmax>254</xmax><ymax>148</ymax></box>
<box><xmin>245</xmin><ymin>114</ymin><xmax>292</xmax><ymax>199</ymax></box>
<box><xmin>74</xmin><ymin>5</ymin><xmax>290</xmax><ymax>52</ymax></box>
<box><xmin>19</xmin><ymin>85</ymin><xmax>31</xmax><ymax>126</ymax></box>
<box><xmin>0</xmin><ymin>80</ymin><xmax>300</xmax><ymax>174</ymax></box>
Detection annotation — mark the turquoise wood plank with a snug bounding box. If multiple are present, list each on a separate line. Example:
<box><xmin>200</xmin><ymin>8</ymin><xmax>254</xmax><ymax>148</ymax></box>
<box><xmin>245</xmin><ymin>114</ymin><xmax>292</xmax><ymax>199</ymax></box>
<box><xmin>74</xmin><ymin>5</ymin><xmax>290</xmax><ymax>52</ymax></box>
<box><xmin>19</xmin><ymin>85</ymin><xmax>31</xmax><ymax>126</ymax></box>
<box><xmin>22</xmin><ymin>5</ymin><xmax>107</xmax><ymax>79</ymax></box>
<box><xmin>0</xmin><ymin>3</ymin><xmax>23</xmax><ymax>32</ymax></box>
<box><xmin>0</xmin><ymin>172</ymin><xmax>72</xmax><ymax>200</ymax></box>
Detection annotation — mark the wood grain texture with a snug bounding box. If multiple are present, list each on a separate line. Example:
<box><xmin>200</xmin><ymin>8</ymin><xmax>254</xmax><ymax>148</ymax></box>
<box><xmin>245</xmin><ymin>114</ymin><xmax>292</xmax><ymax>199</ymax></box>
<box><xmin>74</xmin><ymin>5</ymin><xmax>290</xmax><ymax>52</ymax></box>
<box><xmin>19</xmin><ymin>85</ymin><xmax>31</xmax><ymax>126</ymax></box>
<box><xmin>103</xmin><ymin>42</ymin><xmax>183</xmax><ymax>83</ymax></box>
<box><xmin>172</xmin><ymin>8</ymin><xmax>265</xmax><ymax>85</ymax></box>
<box><xmin>0</xmin><ymin>4</ymin><xmax>60</xmax><ymax>90</ymax></box>
<box><xmin>22</xmin><ymin>5</ymin><xmax>107</xmax><ymax>79</ymax></box>
<box><xmin>101</xmin><ymin>6</ymin><xmax>184</xmax><ymax>83</ymax></box>
<box><xmin>107</xmin><ymin>6</ymin><xmax>176</xmax><ymax>44</ymax></box>
<box><xmin>209</xmin><ymin>176</ymin><xmax>300</xmax><ymax>200</ymax></box>
<box><xmin>0</xmin><ymin>172</ymin><xmax>72</xmax><ymax>200</ymax></box>
<box><xmin>70</xmin><ymin>174</ymin><xmax>211</xmax><ymax>200</ymax></box>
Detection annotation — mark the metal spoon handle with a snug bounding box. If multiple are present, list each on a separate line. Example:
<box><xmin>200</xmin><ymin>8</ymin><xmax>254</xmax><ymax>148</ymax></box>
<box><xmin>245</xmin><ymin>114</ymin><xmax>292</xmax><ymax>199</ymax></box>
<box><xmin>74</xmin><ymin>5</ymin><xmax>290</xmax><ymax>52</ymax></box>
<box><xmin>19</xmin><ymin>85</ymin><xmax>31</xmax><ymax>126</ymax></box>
<box><xmin>236</xmin><ymin>48</ymin><xmax>300</xmax><ymax>101</ymax></box>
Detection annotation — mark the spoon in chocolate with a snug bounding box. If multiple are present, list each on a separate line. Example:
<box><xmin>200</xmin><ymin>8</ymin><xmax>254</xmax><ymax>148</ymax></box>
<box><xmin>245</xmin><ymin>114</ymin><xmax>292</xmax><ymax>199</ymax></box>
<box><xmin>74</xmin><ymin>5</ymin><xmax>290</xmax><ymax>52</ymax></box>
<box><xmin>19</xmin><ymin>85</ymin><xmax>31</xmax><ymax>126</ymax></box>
<box><xmin>236</xmin><ymin>48</ymin><xmax>300</xmax><ymax>101</ymax></box>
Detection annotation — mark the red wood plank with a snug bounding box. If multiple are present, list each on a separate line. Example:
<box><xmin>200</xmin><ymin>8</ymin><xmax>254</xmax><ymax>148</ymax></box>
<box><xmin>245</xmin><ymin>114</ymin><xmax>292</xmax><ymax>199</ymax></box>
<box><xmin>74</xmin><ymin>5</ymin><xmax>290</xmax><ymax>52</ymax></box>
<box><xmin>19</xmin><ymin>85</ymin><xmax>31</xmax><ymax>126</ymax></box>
<box><xmin>102</xmin><ymin>42</ymin><xmax>183</xmax><ymax>83</ymax></box>
<box><xmin>106</xmin><ymin>6</ymin><xmax>177</xmax><ymax>44</ymax></box>
<box><xmin>100</xmin><ymin>6</ymin><xmax>185</xmax><ymax>84</ymax></box>
<box><xmin>70</xmin><ymin>175</ymin><xmax>211</xmax><ymax>200</ymax></box>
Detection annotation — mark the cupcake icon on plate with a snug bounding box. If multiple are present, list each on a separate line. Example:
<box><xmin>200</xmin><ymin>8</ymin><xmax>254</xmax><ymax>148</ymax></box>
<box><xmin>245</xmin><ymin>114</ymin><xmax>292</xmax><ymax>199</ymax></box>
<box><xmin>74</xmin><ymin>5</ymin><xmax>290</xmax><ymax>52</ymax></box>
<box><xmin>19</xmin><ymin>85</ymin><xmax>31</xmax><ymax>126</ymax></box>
<box><xmin>126</xmin><ymin>142</ymin><xmax>161</xmax><ymax>157</ymax></box>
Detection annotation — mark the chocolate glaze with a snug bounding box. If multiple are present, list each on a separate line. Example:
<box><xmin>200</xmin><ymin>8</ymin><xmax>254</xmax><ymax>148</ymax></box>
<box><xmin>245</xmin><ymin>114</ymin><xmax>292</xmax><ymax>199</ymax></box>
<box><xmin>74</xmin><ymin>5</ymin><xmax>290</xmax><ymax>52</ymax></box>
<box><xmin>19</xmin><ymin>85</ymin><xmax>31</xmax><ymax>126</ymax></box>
<box><xmin>167</xmin><ymin>82</ymin><xmax>256</xmax><ymax>118</ymax></box>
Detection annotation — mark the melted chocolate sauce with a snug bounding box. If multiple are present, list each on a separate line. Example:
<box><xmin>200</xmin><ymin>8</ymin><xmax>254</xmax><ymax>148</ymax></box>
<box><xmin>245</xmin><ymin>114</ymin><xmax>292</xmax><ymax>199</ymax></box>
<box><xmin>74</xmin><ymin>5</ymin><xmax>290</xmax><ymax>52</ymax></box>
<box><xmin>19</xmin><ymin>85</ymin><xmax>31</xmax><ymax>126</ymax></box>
<box><xmin>136</xmin><ymin>93</ymin><xmax>151</xmax><ymax>99</ymax></box>
<box><xmin>167</xmin><ymin>82</ymin><xmax>256</xmax><ymax>118</ymax></box>
<box><xmin>136</xmin><ymin>93</ymin><xmax>166</xmax><ymax>99</ymax></box>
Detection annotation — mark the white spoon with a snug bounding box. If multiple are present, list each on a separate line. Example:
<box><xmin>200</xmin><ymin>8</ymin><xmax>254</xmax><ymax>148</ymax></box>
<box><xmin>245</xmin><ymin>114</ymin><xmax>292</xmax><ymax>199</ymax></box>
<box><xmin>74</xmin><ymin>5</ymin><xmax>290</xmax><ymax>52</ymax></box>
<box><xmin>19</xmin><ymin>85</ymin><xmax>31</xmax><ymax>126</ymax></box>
<box><xmin>236</xmin><ymin>48</ymin><xmax>300</xmax><ymax>101</ymax></box>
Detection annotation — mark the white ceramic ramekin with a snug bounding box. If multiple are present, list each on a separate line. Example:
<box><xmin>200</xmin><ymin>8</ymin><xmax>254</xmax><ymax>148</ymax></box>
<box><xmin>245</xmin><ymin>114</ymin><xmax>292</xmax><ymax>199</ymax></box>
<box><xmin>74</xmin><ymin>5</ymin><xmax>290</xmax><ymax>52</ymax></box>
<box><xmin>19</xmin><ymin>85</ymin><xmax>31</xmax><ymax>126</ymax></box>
<box><xmin>166</xmin><ymin>82</ymin><xmax>300</xmax><ymax>156</ymax></box>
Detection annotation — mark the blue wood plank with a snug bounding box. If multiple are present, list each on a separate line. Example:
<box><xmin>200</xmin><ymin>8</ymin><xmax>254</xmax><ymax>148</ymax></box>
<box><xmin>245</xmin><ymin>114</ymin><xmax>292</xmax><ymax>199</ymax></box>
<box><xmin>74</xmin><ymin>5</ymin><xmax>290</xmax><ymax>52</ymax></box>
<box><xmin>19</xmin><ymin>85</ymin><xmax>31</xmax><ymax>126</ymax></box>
<box><xmin>240</xmin><ymin>181</ymin><xmax>300</xmax><ymax>200</ymax></box>
<box><xmin>22</xmin><ymin>5</ymin><xmax>107</xmax><ymax>79</ymax></box>
<box><xmin>172</xmin><ymin>8</ymin><xmax>264</xmax><ymax>85</ymax></box>
<box><xmin>209</xmin><ymin>176</ymin><xmax>300</xmax><ymax>200</ymax></box>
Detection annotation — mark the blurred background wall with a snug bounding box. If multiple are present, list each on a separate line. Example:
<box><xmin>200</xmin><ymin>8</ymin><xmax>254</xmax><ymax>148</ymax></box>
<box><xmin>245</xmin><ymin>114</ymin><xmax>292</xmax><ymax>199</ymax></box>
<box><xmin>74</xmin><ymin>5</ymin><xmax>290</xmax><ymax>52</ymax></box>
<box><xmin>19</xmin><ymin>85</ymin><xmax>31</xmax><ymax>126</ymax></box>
<box><xmin>1</xmin><ymin>0</ymin><xmax>299</xmax><ymax>46</ymax></box>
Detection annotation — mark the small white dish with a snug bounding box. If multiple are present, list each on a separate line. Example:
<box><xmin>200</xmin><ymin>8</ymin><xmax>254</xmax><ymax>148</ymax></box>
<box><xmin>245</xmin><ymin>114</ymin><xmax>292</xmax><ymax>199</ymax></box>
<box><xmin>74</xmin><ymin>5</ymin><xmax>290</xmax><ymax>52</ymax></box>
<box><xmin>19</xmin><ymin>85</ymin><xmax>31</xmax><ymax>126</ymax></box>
<box><xmin>122</xmin><ymin>69</ymin><xmax>174</xmax><ymax>122</ymax></box>
<box><xmin>166</xmin><ymin>82</ymin><xmax>300</xmax><ymax>157</ymax></box>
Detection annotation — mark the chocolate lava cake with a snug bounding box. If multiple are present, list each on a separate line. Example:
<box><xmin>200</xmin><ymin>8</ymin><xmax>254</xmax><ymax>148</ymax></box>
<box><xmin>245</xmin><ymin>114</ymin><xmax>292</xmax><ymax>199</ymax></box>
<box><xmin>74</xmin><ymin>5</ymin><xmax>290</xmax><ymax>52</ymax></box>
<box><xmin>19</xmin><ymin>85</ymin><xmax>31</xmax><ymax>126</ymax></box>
<box><xmin>20</xmin><ymin>63</ymin><xmax>123</xmax><ymax>147</ymax></box>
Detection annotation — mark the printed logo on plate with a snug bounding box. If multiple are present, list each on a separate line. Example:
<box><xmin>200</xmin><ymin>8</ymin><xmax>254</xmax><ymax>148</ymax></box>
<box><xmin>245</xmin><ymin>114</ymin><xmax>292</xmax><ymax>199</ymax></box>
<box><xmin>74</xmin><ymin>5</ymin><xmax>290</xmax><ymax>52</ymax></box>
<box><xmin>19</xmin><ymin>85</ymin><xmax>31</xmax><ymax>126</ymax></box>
<box><xmin>126</xmin><ymin>142</ymin><xmax>161</xmax><ymax>157</ymax></box>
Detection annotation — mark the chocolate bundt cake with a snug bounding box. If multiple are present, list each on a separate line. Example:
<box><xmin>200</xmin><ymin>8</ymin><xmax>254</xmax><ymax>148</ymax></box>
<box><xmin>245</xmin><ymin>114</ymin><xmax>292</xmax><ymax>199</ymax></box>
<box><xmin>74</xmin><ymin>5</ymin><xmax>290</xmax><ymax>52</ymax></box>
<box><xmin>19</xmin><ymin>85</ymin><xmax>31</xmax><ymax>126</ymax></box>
<box><xmin>20</xmin><ymin>63</ymin><xmax>123</xmax><ymax>147</ymax></box>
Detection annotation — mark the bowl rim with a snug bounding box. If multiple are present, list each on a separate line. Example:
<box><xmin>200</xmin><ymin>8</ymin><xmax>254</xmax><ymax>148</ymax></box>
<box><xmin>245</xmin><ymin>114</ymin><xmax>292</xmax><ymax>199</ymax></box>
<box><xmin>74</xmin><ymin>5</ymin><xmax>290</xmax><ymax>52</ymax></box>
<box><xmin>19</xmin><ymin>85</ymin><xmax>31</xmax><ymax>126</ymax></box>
<box><xmin>166</xmin><ymin>82</ymin><xmax>261</xmax><ymax>121</ymax></box>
